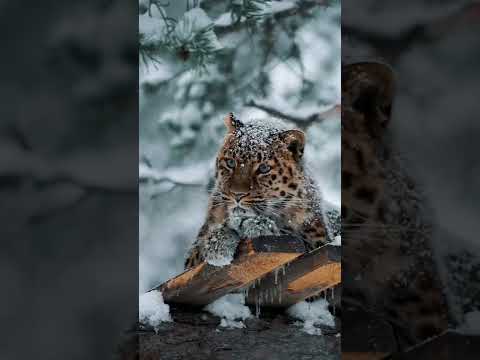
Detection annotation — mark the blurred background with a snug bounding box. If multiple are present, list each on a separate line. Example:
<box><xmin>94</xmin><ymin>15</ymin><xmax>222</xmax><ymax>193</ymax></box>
<box><xmin>343</xmin><ymin>0</ymin><xmax>480</xmax><ymax>327</ymax></box>
<box><xmin>139</xmin><ymin>0</ymin><xmax>341</xmax><ymax>292</ymax></box>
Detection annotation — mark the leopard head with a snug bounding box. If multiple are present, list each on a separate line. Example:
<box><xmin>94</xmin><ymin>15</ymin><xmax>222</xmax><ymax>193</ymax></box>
<box><xmin>342</xmin><ymin>62</ymin><xmax>395</xmax><ymax>224</ymax></box>
<box><xmin>213</xmin><ymin>113</ymin><xmax>307</xmax><ymax>220</ymax></box>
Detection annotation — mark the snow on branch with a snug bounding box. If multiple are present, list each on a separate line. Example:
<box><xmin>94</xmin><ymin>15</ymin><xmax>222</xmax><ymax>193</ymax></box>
<box><xmin>139</xmin><ymin>162</ymin><xmax>208</xmax><ymax>194</ymax></box>
<box><xmin>214</xmin><ymin>0</ymin><xmax>330</xmax><ymax>36</ymax></box>
<box><xmin>245</xmin><ymin>100</ymin><xmax>340</xmax><ymax>130</ymax></box>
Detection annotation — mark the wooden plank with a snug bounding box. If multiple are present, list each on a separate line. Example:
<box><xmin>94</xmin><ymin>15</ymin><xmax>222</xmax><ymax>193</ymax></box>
<box><xmin>152</xmin><ymin>235</ymin><xmax>306</xmax><ymax>306</ymax></box>
<box><xmin>244</xmin><ymin>244</ymin><xmax>341</xmax><ymax>307</ymax></box>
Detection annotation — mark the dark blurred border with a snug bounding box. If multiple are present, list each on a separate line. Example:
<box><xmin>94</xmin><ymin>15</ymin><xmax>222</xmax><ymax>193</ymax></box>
<box><xmin>0</xmin><ymin>1</ymin><xmax>138</xmax><ymax>359</ymax></box>
<box><xmin>342</xmin><ymin>0</ymin><xmax>480</xmax><ymax>357</ymax></box>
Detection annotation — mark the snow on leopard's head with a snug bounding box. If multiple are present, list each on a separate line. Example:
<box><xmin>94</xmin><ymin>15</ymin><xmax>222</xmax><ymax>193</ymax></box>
<box><xmin>214</xmin><ymin>113</ymin><xmax>308</xmax><ymax>219</ymax></box>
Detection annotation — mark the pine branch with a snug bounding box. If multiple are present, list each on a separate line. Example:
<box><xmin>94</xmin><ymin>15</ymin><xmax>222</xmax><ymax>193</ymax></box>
<box><xmin>245</xmin><ymin>100</ymin><xmax>339</xmax><ymax>130</ymax></box>
<box><xmin>214</xmin><ymin>0</ymin><xmax>329</xmax><ymax>37</ymax></box>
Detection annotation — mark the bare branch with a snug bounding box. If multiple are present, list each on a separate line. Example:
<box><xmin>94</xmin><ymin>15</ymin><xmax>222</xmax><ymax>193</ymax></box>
<box><xmin>141</xmin><ymin>175</ymin><xmax>204</xmax><ymax>188</ymax></box>
<box><xmin>245</xmin><ymin>100</ymin><xmax>340</xmax><ymax>130</ymax></box>
<box><xmin>139</xmin><ymin>166</ymin><xmax>206</xmax><ymax>197</ymax></box>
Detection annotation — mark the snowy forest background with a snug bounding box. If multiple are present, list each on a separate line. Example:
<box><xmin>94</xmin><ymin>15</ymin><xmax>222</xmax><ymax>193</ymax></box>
<box><xmin>139</xmin><ymin>0</ymin><xmax>341</xmax><ymax>293</ymax></box>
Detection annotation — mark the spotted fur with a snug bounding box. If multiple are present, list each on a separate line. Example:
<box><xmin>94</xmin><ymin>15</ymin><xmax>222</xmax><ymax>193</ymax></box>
<box><xmin>342</xmin><ymin>62</ymin><xmax>449</xmax><ymax>347</ymax></box>
<box><xmin>185</xmin><ymin>113</ymin><xmax>339</xmax><ymax>268</ymax></box>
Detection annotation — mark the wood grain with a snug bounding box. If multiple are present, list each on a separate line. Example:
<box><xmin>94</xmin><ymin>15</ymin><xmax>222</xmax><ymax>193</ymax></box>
<box><xmin>153</xmin><ymin>235</ymin><xmax>306</xmax><ymax>306</ymax></box>
<box><xmin>244</xmin><ymin>244</ymin><xmax>341</xmax><ymax>307</ymax></box>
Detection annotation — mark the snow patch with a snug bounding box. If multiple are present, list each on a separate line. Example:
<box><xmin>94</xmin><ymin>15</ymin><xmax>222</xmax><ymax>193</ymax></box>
<box><xmin>332</xmin><ymin>235</ymin><xmax>341</xmax><ymax>246</ymax></box>
<box><xmin>287</xmin><ymin>298</ymin><xmax>334</xmax><ymax>335</ymax></box>
<box><xmin>139</xmin><ymin>291</ymin><xmax>172</xmax><ymax>331</ymax></box>
<box><xmin>174</xmin><ymin>8</ymin><xmax>222</xmax><ymax>51</ymax></box>
<box><xmin>271</xmin><ymin>0</ymin><xmax>297</xmax><ymax>13</ymax></box>
<box><xmin>214</xmin><ymin>12</ymin><xmax>233</xmax><ymax>27</ymax></box>
<box><xmin>205</xmin><ymin>293</ymin><xmax>252</xmax><ymax>329</ymax></box>
<box><xmin>176</xmin><ymin>8</ymin><xmax>212</xmax><ymax>38</ymax></box>
<box><xmin>206</xmin><ymin>253</ymin><xmax>234</xmax><ymax>267</ymax></box>
<box><xmin>229</xmin><ymin>117</ymin><xmax>290</xmax><ymax>158</ymax></box>
<box><xmin>139</xmin><ymin>11</ymin><xmax>165</xmax><ymax>46</ymax></box>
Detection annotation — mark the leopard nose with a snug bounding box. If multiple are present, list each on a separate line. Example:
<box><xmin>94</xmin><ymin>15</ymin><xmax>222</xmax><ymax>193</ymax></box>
<box><xmin>232</xmin><ymin>192</ymin><xmax>249</xmax><ymax>202</ymax></box>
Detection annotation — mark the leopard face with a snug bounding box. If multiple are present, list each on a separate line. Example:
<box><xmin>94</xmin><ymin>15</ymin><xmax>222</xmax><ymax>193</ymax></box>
<box><xmin>213</xmin><ymin>114</ymin><xmax>308</xmax><ymax>225</ymax></box>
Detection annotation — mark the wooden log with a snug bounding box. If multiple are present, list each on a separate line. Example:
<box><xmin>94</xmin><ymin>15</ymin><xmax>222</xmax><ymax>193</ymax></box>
<box><xmin>244</xmin><ymin>244</ymin><xmax>341</xmax><ymax>307</ymax></box>
<box><xmin>152</xmin><ymin>235</ymin><xmax>306</xmax><ymax>306</ymax></box>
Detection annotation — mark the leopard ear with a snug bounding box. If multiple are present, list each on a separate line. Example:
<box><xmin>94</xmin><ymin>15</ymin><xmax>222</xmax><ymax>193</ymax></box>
<box><xmin>342</xmin><ymin>62</ymin><xmax>395</xmax><ymax>135</ymax></box>
<box><xmin>224</xmin><ymin>112</ymin><xmax>243</xmax><ymax>133</ymax></box>
<box><xmin>281</xmin><ymin>129</ymin><xmax>305</xmax><ymax>161</ymax></box>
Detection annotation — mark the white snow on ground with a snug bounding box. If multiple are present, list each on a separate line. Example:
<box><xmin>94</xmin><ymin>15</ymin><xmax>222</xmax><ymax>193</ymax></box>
<box><xmin>205</xmin><ymin>294</ymin><xmax>252</xmax><ymax>329</ymax></box>
<box><xmin>139</xmin><ymin>291</ymin><xmax>172</xmax><ymax>332</ymax></box>
<box><xmin>287</xmin><ymin>298</ymin><xmax>334</xmax><ymax>335</ymax></box>
<box><xmin>456</xmin><ymin>311</ymin><xmax>480</xmax><ymax>335</ymax></box>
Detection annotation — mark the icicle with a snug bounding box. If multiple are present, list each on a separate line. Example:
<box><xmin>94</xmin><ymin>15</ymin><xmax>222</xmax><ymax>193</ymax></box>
<box><xmin>274</xmin><ymin>268</ymin><xmax>279</xmax><ymax>285</ymax></box>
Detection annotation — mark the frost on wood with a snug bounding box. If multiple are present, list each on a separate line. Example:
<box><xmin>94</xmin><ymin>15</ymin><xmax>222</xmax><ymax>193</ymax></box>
<box><xmin>139</xmin><ymin>291</ymin><xmax>172</xmax><ymax>332</ymax></box>
<box><xmin>204</xmin><ymin>293</ymin><xmax>252</xmax><ymax>329</ymax></box>
<box><xmin>287</xmin><ymin>298</ymin><xmax>335</xmax><ymax>335</ymax></box>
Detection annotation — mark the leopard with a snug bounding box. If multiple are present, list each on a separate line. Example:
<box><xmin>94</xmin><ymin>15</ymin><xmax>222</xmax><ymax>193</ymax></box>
<box><xmin>341</xmin><ymin>61</ymin><xmax>450</xmax><ymax>350</ymax></box>
<box><xmin>185</xmin><ymin>113</ymin><xmax>340</xmax><ymax>269</ymax></box>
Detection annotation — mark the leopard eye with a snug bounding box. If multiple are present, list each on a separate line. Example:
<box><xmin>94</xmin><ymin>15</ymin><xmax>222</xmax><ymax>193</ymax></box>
<box><xmin>226</xmin><ymin>159</ymin><xmax>236</xmax><ymax>169</ymax></box>
<box><xmin>258</xmin><ymin>163</ymin><xmax>271</xmax><ymax>174</ymax></box>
